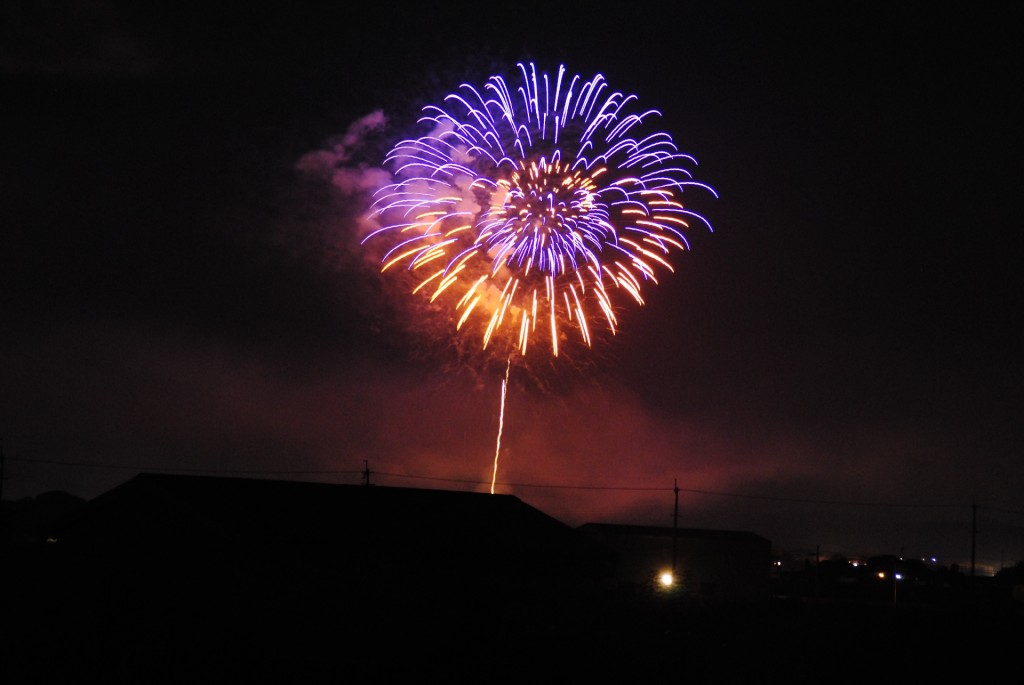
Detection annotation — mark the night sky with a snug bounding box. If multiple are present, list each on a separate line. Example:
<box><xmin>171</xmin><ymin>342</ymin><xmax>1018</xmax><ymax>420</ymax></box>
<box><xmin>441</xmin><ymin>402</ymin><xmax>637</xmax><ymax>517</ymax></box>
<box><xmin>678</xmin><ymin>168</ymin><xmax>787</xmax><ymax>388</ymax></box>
<box><xmin>2</xmin><ymin>2</ymin><xmax>1021</xmax><ymax>571</ymax></box>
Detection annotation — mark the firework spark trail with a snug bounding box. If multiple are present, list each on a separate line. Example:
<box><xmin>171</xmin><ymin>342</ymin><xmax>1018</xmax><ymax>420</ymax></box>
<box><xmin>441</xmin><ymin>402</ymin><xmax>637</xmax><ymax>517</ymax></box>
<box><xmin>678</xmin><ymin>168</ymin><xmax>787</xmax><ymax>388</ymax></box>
<box><xmin>363</xmin><ymin>62</ymin><xmax>716</xmax><ymax>363</ymax></box>
<box><xmin>490</xmin><ymin>356</ymin><xmax>511</xmax><ymax>494</ymax></box>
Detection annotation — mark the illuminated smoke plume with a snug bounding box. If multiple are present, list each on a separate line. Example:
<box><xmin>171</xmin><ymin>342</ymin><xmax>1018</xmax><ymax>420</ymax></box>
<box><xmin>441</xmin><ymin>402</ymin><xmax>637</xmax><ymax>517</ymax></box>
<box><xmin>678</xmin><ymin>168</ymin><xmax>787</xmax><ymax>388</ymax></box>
<box><xmin>295</xmin><ymin>110</ymin><xmax>391</xmax><ymax>200</ymax></box>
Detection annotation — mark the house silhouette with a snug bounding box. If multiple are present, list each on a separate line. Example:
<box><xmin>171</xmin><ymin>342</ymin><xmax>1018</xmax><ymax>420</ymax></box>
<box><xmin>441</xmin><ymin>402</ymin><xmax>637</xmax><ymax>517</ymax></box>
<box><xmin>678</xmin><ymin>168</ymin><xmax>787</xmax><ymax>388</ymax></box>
<box><xmin>6</xmin><ymin>474</ymin><xmax>631</xmax><ymax>679</ymax></box>
<box><xmin>18</xmin><ymin>473</ymin><xmax>777</xmax><ymax>606</ymax></box>
<box><xmin>44</xmin><ymin>472</ymin><xmax>617</xmax><ymax>593</ymax></box>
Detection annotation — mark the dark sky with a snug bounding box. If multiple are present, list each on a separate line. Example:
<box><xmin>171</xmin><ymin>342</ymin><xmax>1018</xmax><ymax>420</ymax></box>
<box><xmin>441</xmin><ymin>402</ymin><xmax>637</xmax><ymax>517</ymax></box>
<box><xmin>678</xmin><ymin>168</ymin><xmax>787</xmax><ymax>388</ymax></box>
<box><xmin>2</xmin><ymin>2</ymin><xmax>1021</xmax><ymax>571</ymax></box>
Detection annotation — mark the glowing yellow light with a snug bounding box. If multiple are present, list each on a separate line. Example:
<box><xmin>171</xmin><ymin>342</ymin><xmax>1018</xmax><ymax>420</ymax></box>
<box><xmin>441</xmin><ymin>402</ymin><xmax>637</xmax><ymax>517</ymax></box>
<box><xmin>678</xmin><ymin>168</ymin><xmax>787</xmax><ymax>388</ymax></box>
<box><xmin>659</xmin><ymin>571</ymin><xmax>674</xmax><ymax>587</ymax></box>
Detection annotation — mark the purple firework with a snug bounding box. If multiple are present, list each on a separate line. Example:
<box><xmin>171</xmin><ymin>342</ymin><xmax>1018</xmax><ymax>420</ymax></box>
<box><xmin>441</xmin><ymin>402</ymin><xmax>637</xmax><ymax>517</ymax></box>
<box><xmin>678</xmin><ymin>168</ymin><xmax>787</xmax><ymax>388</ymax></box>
<box><xmin>364</xmin><ymin>62</ymin><xmax>716</xmax><ymax>358</ymax></box>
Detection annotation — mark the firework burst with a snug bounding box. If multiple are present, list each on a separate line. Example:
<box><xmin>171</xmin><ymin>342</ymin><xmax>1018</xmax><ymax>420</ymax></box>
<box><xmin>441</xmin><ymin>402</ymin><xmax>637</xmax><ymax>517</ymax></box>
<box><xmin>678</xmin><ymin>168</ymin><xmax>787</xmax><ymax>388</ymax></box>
<box><xmin>364</xmin><ymin>62</ymin><xmax>716</xmax><ymax>360</ymax></box>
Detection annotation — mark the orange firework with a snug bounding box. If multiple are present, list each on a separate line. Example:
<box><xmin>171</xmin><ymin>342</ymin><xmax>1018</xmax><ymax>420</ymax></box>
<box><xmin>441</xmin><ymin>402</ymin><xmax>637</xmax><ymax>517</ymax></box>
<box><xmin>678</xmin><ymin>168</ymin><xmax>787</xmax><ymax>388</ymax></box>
<box><xmin>364</xmin><ymin>62</ymin><xmax>716</xmax><ymax>361</ymax></box>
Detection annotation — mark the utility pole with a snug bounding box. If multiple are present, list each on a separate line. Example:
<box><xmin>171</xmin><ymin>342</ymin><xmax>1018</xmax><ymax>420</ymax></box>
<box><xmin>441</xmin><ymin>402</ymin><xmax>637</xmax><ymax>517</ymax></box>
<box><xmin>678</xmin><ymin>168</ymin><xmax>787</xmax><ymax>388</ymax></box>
<box><xmin>362</xmin><ymin>460</ymin><xmax>371</xmax><ymax>486</ymax></box>
<box><xmin>971</xmin><ymin>498</ymin><xmax>977</xmax><ymax>579</ymax></box>
<box><xmin>672</xmin><ymin>478</ymin><xmax>679</xmax><ymax>574</ymax></box>
<box><xmin>815</xmin><ymin>544</ymin><xmax>820</xmax><ymax>598</ymax></box>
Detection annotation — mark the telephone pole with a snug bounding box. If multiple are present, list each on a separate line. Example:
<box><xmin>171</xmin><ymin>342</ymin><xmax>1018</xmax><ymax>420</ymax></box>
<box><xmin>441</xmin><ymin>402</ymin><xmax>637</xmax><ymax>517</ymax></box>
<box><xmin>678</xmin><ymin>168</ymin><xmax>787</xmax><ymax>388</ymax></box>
<box><xmin>971</xmin><ymin>498</ymin><xmax>977</xmax><ymax>579</ymax></box>
<box><xmin>672</xmin><ymin>478</ymin><xmax>679</xmax><ymax>574</ymax></box>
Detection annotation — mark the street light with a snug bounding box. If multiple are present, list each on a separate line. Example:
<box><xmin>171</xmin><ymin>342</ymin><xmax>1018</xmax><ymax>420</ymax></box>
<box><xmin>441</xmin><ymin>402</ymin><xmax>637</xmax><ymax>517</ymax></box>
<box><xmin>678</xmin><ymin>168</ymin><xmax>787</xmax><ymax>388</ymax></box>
<box><xmin>658</xmin><ymin>570</ymin><xmax>675</xmax><ymax>588</ymax></box>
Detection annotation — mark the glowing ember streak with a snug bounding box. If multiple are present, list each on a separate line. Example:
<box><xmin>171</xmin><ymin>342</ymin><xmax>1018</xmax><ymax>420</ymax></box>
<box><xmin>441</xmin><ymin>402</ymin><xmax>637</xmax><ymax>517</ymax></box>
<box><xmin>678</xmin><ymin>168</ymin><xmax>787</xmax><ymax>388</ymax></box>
<box><xmin>364</xmin><ymin>62</ymin><xmax>716</xmax><ymax>360</ymax></box>
<box><xmin>490</xmin><ymin>356</ymin><xmax>511</xmax><ymax>494</ymax></box>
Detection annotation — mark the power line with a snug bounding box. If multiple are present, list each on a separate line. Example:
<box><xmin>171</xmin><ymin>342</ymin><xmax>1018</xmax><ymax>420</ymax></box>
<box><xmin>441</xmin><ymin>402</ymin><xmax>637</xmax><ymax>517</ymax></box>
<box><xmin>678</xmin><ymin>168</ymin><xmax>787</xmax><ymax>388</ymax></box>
<box><xmin>389</xmin><ymin>473</ymin><xmax>975</xmax><ymax>510</ymax></box>
<box><xmin>375</xmin><ymin>470</ymin><xmax>666</xmax><ymax>491</ymax></box>
<box><xmin>7</xmin><ymin>454</ymin><xmax>1023</xmax><ymax>514</ymax></box>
